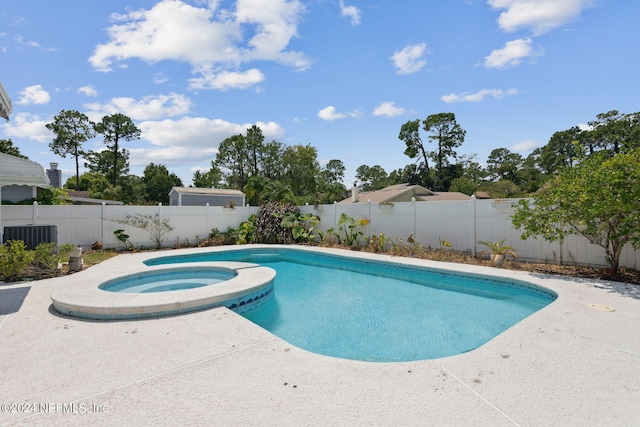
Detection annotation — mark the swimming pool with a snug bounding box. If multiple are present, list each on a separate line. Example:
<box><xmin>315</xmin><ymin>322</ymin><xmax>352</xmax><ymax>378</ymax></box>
<box><xmin>100</xmin><ymin>269</ymin><xmax>237</xmax><ymax>293</ymax></box>
<box><xmin>146</xmin><ymin>247</ymin><xmax>557</xmax><ymax>362</ymax></box>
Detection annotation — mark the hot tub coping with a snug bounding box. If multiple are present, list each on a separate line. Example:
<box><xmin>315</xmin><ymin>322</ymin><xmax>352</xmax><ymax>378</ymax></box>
<box><xmin>51</xmin><ymin>262</ymin><xmax>276</xmax><ymax>320</ymax></box>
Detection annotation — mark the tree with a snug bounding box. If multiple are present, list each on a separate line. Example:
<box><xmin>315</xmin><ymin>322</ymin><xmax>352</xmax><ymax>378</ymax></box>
<box><xmin>537</xmin><ymin>126</ymin><xmax>583</xmax><ymax>175</ymax></box>
<box><xmin>142</xmin><ymin>163</ymin><xmax>183</xmax><ymax>204</ymax></box>
<box><xmin>214</xmin><ymin>134</ymin><xmax>250</xmax><ymax>191</ymax></box>
<box><xmin>486</xmin><ymin>148</ymin><xmax>523</xmax><ymax>183</ymax></box>
<box><xmin>317</xmin><ymin>159</ymin><xmax>347</xmax><ymax>204</ymax></box>
<box><xmin>483</xmin><ymin>179</ymin><xmax>521</xmax><ymax>198</ymax></box>
<box><xmin>94</xmin><ymin>113</ymin><xmax>140</xmax><ymax>186</ymax></box>
<box><xmin>0</xmin><ymin>138</ymin><xmax>27</xmax><ymax>158</ymax></box>
<box><xmin>321</xmin><ymin>159</ymin><xmax>346</xmax><ymax>185</ymax></box>
<box><xmin>46</xmin><ymin>110</ymin><xmax>95</xmax><ymax>189</ymax></box>
<box><xmin>355</xmin><ymin>165</ymin><xmax>389</xmax><ymax>191</ymax></box>
<box><xmin>512</xmin><ymin>149</ymin><xmax>640</xmax><ymax>275</ymax></box>
<box><xmin>423</xmin><ymin>112</ymin><xmax>466</xmax><ymax>190</ymax></box>
<box><xmin>84</xmin><ymin>148</ymin><xmax>130</xmax><ymax>177</ymax></box>
<box><xmin>192</xmin><ymin>162</ymin><xmax>222</xmax><ymax>188</ymax></box>
<box><xmin>281</xmin><ymin>144</ymin><xmax>320</xmax><ymax>202</ymax></box>
<box><xmin>399</xmin><ymin>113</ymin><xmax>466</xmax><ymax>191</ymax></box>
<box><xmin>244</xmin><ymin>175</ymin><xmax>268</xmax><ymax>206</ymax></box>
<box><xmin>399</xmin><ymin>119</ymin><xmax>430</xmax><ymax>175</ymax></box>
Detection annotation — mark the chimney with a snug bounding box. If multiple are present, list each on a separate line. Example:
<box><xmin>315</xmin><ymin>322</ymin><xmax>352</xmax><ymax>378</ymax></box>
<box><xmin>352</xmin><ymin>183</ymin><xmax>359</xmax><ymax>203</ymax></box>
<box><xmin>47</xmin><ymin>162</ymin><xmax>62</xmax><ymax>188</ymax></box>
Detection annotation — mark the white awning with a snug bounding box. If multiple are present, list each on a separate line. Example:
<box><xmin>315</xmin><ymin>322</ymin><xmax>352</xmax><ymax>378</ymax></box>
<box><xmin>0</xmin><ymin>153</ymin><xmax>50</xmax><ymax>188</ymax></box>
<box><xmin>0</xmin><ymin>81</ymin><xmax>12</xmax><ymax>121</ymax></box>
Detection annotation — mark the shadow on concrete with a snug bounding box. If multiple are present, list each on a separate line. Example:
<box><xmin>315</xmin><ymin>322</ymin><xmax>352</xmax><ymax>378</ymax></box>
<box><xmin>530</xmin><ymin>273</ymin><xmax>640</xmax><ymax>300</ymax></box>
<box><xmin>0</xmin><ymin>287</ymin><xmax>31</xmax><ymax>315</ymax></box>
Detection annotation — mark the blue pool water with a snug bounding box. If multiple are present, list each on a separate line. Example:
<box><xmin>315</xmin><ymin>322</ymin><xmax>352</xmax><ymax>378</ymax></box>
<box><xmin>100</xmin><ymin>269</ymin><xmax>236</xmax><ymax>293</ymax></box>
<box><xmin>146</xmin><ymin>248</ymin><xmax>556</xmax><ymax>361</ymax></box>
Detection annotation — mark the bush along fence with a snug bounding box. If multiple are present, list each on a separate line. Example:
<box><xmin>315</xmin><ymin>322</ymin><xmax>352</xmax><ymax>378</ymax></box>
<box><xmin>0</xmin><ymin>198</ymin><xmax>638</xmax><ymax>270</ymax></box>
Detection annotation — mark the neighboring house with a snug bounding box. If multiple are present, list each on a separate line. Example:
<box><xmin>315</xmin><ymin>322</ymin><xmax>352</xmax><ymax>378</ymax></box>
<box><xmin>169</xmin><ymin>187</ymin><xmax>246</xmax><ymax>207</ymax></box>
<box><xmin>0</xmin><ymin>153</ymin><xmax>51</xmax><ymax>244</ymax></box>
<box><xmin>0</xmin><ymin>81</ymin><xmax>12</xmax><ymax>121</ymax></box>
<box><xmin>0</xmin><ymin>153</ymin><xmax>50</xmax><ymax>203</ymax></box>
<box><xmin>338</xmin><ymin>183</ymin><xmax>470</xmax><ymax>204</ymax></box>
<box><xmin>473</xmin><ymin>191</ymin><xmax>492</xmax><ymax>199</ymax></box>
<box><xmin>67</xmin><ymin>191</ymin><xmax>124</xmax><ymax>206</ymax></box>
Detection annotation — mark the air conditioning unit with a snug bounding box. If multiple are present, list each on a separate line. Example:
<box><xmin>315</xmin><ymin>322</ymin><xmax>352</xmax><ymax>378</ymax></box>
<box><xmin>3</xmin><ymin>225</ymin><xmax>58</xmax><ymax>250</ymax></box>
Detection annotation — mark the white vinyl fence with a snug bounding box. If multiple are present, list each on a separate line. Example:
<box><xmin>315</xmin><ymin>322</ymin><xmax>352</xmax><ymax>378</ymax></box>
<box><xmin>1</xmin><ymin>199</ymin><xmax>638</xmax><ymax>269</ymax></box>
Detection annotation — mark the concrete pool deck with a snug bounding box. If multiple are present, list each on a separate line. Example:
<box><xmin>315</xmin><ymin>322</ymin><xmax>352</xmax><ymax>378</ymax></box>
<box><xmin>0</xmin><ymin>245</ymin><xmax>639</xmax><ymax>426</ymax></box>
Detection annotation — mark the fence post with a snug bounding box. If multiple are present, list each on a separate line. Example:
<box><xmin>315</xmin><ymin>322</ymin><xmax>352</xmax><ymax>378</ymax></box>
<box><xmin>101</xmin><ymin>202</ymin><xmax>106</xmax><ymax>246</ymax></box>
<box><xmin>32</xmin><ymin>201</ymin><xmax>38</xmax><ymax>224</ymax></box>
<box><xmin>471</xmin><ymin>195</ymin><xmax>477</xmax><ymax>257</ymax></box>
<box><xmin>411</xmin><ymin>197</ymin><xmax>416</xmax><ymax>240</ymax></box>
<box><xmin>367</xmin><ymin>199</ymin><xmax>371</xmax><ymax>240</ymax></box>
<box><xmin>206</xmin><ymin>203</ymin><xmax>210</xmax><ymax>236</ymax></box>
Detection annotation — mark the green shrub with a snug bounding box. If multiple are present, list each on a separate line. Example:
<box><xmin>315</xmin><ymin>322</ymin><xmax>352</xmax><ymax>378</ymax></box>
<box><xmin>0</xmin><ymin>240</ymin><xmax>35</xmax><ymax>282</ymax></box>
<box><xmin>57</xmin><ymin>243</ymin><xmax>76</xmax><ymax>261</ymax></box>
<box><xmin>33</xmin><ymin>242</ymin><xmax>60</xmax><ymax>269</ymax></box>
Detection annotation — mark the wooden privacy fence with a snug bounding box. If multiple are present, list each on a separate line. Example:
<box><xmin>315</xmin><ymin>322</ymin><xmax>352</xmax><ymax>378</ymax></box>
<box><xmin>1</xmin><ymin>199</ymin><xmax>638</xmax><ymax>270</ymax></box>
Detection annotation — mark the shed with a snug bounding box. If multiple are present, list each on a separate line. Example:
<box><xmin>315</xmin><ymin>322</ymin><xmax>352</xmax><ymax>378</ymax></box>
<box><xmin>169</xmin><ymin>187</ymin><xmax>246</xmax><ymax>207</ymax></box>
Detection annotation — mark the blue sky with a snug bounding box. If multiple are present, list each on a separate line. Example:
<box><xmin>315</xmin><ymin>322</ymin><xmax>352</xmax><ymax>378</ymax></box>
<box><xmin>1</xmin><ymin>0</ymin><xmax>638</xmax><ymax>188</ymax></box>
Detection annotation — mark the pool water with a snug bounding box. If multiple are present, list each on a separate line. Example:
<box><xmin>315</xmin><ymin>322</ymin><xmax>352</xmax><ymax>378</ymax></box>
<box><xmin>100</xmin><ymin>269</ymin><xmax>236</xmax><ymax>293</ymax></box>
<box><xmin>146</xmin><ymin>248</ymin><xmax>556</xmax><ymax>361</ymax></box>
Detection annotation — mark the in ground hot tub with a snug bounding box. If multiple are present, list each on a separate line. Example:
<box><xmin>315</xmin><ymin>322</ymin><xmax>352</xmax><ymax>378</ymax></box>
<box><xmin>51</xmin><ymin>262</ymin><xmax>275</xmax><ymax>320</ymax></box>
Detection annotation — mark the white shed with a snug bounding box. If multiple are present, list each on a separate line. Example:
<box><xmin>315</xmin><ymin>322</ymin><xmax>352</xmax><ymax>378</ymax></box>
<box><xmin>169</xmin><ymin>187</ymin><xmax>246</xmax><ymax>207</ymax></box>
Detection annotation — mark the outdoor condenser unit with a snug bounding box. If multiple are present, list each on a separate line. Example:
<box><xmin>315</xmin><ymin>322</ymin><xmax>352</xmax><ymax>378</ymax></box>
<box><xmin>3</xmin><ymin>225</ymin><xmax>58</xmax><ymax>250</ymax></box>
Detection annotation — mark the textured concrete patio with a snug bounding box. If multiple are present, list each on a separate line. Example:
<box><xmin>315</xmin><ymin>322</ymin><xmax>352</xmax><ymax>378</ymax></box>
<box><xmin>1</xmin><ymin>246</ymin><xmax>639</xmax><ymax>426</ymax></box>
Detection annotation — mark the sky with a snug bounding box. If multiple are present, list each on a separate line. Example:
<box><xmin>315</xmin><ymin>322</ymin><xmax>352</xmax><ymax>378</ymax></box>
<box><xmin>1</xmin><ymin>0</ymin><xmax>639</xmax><ymax>188</ymax></box>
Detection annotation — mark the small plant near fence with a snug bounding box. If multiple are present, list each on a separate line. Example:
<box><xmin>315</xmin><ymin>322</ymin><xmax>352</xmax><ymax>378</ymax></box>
<box><xmin>113</xmin><ymin>229</ymin><xmax>134</xmax><ymax>251</ymax></box>
<box><xmin>337</xmin><ymin>213</ymin><xmax>370</xmax><ymax>248</ymax></box>
<box><xmin>113</xmin><ymin>214</ymin><xmax>174</xmax><ymax>249</ymax></box>
<box><xmin>478</xmin><ymin>238</ymin><xmax>518</xmax><ymax>267</ymax></box>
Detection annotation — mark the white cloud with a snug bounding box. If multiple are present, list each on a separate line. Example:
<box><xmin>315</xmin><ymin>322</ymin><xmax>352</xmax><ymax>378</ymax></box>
<box><xmin>153</xmin><ymin>73</ymin><xmax>169</xmax><ymax>84</ymax></box>
<box><xmin>189</xmin><ymin>68</ymin><xmax>265</xmax><ymax>90</ymax></box>
<box><xmin>317</xmin><ymin>106</ymin><xmax>360</xmax><ymax>121</ymax></box>
<box><xmin>17</xmin><ymin>84</ymin><xmax>50</xmax><ymax>105</ymax></box>
<box><xmin>138</xmin><ymin>117</ymin><xmax>285</xmax><ymax>148</ymax></box>
<box><xmin>84</xmin><ymin>93</ymin><xmax>192</xmax><ymax>121</ymax></box>
<box><xmin>441</xmin><ymin>88</ymin><xmax>518</xmax><ymax>103</ymax></box>
<box><xmin>128</xmin><ymin>146</ymin><xmax>220</xmax><ymax>167</ymax></box>
<box><xmin>511</xmin><ymin>139</ymin><xmax>538</xmax><ymax>152</ymax></box>
<box><xmin>77</xmin><ymin>85</ymin><xmax>98</xmax><ymax>97</ymax></box>
<box><xmin>2</xmin><ymin>112</ymin><xmax>52</xmax><ymax>142</ymax></box>
<box><xmin>88</xmin><ymin>0</ymin><xmax>309</xmax><ymax>90</ymax></box>
<box><xmin>488</xmin><ymin>0</ymin><xmax>593</xmax><ymax>35</ymax></box>
<box><xmin>339</xmin><ymin>0</ymin><xmax>361</xmax><ymax>26</ymax></box>
<box><xmin>483</xmin><ymin>38</ymin><xmax>542</xmax><ymax>69</ymax></box>
<box><xmin>372</xmin><ymin>102</ymin><xmax>406</xmax><ymax>117</ymax></box>
<box><xmin>390</xmin><ymin>43</ymin><xmax>427</xmax><ymax>75</ymax></box>
<box><xmin>14</xmin><ymin>35</ymin><xmax>39</xmax><ymax>48</ymax></box>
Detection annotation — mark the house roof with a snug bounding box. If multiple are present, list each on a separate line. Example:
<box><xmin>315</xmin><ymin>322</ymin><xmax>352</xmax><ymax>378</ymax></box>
<box><xmin>67</xmin><ymin>191</ymin><xmax>124</xmax><ymax>205</ymax></box>
<box><xmin>169</xmin><ymin>186</ymin><xmax>245</xmax><ymax>196</ymax></box>
<box><xmin>338</xmin><ymin>183</ymin><xmax>470</xmax><ymax>204</ymax></box>
<box><xmin>0</xmin><ymin>81</ymin><xmax>12</xmax><ymax>121</ymax></box>
<box><xmin>0</xmin><ymin>153</ymin><xmax>50</xmax><ymax>188</ymax></box>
